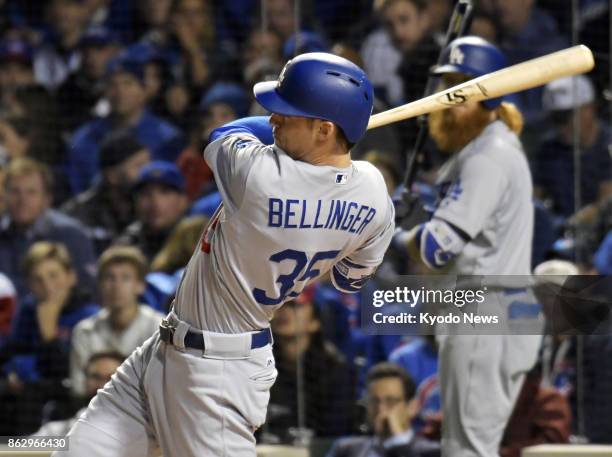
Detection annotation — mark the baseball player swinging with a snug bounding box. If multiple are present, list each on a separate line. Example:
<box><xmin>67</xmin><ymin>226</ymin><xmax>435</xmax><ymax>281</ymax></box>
<box><xmin>394</xmin><ymin>37</ymin><xmax>542</xmax><ymax>457</ymax></box>
<box><xmin>53</xmin><ymin>52</ymin><xmax>395</xmax><ymax>456</ymax></box>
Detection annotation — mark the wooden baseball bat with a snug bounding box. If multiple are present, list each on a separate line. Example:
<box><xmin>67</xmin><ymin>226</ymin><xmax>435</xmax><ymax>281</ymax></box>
<box><xmin>367</xmin><ymin>45</ymin><xmax>595</xmax><ymax>130</ymax></box>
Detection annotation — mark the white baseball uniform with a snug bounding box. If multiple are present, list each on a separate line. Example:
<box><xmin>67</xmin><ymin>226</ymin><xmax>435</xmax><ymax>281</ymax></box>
<box><xmin>54</xmin><ymin>124</ymin><xmax>394</xmax><ymax>457</ymax></box>
<box><xmin>431</xmin><ymin>120</ymin><xmax>542</xmax><ymax>457</ymax></box>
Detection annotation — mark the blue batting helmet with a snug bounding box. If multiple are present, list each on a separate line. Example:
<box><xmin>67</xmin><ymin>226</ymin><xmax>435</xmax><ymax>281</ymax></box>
<box><xmin>434</xmin><ymin>36</ymin><xmax>508</xmax><ymax>109</ymax></box>
<box><xmin>253</xmin><ymin>52</ymin><xmax>374</xmax><ymax>144</ymax></box>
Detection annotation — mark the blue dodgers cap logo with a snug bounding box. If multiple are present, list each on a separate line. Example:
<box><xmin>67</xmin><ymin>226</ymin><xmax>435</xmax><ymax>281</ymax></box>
<box><xmin>277</xmin><ymin>60</ymin><xmax>291</xmax><ymax>88</ymax></box>
<box><xmin>449</xmin><ymin>45</ymin><xmax>465</xmax><ymax>65</ymax></box>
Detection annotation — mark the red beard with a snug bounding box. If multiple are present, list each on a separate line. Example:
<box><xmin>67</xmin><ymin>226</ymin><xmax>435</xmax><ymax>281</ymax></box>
<box><xmin>428</xmin><ymin>105</ymin><xmax>494</xmax><ymax>153</ymax></box>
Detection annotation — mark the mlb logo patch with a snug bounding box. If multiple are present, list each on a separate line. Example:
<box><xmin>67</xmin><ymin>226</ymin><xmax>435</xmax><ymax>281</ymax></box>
<box><xmin>335</xmin><ymin>173</ymin><xmax>348</xmax><ymax>185</ymax></box>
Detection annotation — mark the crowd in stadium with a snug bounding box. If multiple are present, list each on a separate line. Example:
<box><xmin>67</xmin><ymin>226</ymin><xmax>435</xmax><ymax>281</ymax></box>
<box><xmin>0</xmin><ymin>0</ymin><xmax>610</xmax><ymax>454</ymax></box>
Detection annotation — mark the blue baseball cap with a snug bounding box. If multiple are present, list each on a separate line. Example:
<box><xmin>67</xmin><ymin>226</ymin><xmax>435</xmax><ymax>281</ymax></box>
<box><xmin>199</xmin><ymin>82</ymin><xmax>250</xmax><ymax>117</ymax></box>
<box><xmin>123</xmin><ymin>42</ymin><xmax>167</xmax><ymax>65</ymax></box>
<box><xmin>0</xmin><ymin>38</ymin><xmax>33</xmax><ymax>64</ymax></box>
<box><xmin>283</xmin><ymin>31</ymin><xmax>328</xmax><ymax>60</ymax></box>
<box><xmin>134</xmin><ymin>161</ymin><xmax>185</xmax><ymax>193</ymax></box>
<box><xmin>105</xmin><ymin>54</ymin><xmax>145</xmax><ymax>84</ymax></box>
<box><xmin>594</xmin><ymin>233</ymin><xmax>612</xmax><ymax>275</ymax></box>
<box><xmin>80</xmin><ymin>26</ymin><xmax>120</xmax><ymax>48</ymax></box>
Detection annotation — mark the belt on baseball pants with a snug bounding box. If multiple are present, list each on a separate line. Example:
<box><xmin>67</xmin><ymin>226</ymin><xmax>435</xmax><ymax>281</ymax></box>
<box><xmin>159</xmin><ymin>314</ymin><xmax>272</xmax><ymax>354</ymax></box>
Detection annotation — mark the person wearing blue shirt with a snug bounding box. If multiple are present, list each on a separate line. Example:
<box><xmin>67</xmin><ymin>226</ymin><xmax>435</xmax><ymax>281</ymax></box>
<box><xmin>534</xmin><ymin>76</ymin><xmax>612</xmax><ymax>218</ymax></box>
<box><xmin>389</xmin><ymin>337</ymin><xmax>441</xmax><ymax>437</ymax></box>
<box><xmin>0</xmin><ymin>241</ymin><xmax>99</xmax><ymax>435</ymax></box>
<box><xmin>0</xmin><ymin>158</ymin><xmax>97</xmax><ymax>297</ymax></box>
<box><xmin>66</xmin><ymin>54</ymin><xmax>183</xmax><ymax>195</ymax></box>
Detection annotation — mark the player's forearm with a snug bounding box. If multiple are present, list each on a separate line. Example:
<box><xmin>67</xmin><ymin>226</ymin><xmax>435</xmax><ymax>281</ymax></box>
<box><xmin>394</xmin><ymin>218</ymin><xmax>467</xmax><ymax>270</ymax></box>
<box><xmin>209</xmin><ymin>116</ymin><xmax>274</xmax><ymax>145</ymax></box>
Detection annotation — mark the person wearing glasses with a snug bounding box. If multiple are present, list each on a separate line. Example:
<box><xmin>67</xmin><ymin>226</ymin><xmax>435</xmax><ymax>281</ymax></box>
<box><xmin>327</xmin><ymin>362</ymin><xmax>440</xmax><ymax>457</ymax></box>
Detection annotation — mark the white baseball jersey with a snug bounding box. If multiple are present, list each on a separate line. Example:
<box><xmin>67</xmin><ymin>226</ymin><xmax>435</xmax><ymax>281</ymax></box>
<box><xmin>433</xmin><ymin>120</ymin><xmax>533</xmax><ymax>276</ymax></box>
<box><xmin>173</xmin><ymin>132</ymin><xmax>395</xmax><ymax>333</ymax></box>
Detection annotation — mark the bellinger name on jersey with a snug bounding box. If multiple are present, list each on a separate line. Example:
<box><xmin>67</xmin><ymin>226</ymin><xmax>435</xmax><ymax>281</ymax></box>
<box><xmin>267</xmin><ymin>197</ymin><xmax>376</xmax><ymax>234</ymax></box>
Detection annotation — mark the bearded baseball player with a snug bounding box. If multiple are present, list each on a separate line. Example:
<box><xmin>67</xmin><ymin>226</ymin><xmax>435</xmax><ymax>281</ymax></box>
<box><xmin>395</xmin><ymin>37</ymin><xmax>542</xmax><ymax>457</ymax></box>
<box><xmin>53</xmin><ymin>52</ymin><xmax>394</xmax><ymax>456</ymax></box>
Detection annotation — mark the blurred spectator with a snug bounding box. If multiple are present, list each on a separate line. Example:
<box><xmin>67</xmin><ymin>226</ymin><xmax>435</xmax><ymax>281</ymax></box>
<box><xmin>70</xmin><ymin>245</ymin><xmax>162</xmax><ymax>396</ymax></box>
<box><xmin>387</xmin><ymin>0</ymin><xmax>439</xmax><ymax>123</ymax></box>
<box><xmin>163</xmin><ymin>81</ymin><xmax>193</xmax><ymax>131</ymax></box>
<box><xmin>591</xmin><ymin>196</ymin><xmax>612</xmax><ymax>251</ymax></box>
<box><xmin>327</xmin><ymin>362</ymin><xmax>440</xmax><ymax>457</ymax></box>
<box><xmin>264</xmin><ymin>0</ymin><xmax>302</xmax><ymax>42</ymax></box>
<box><xmin>67</xmin><ymin>54</ymin><xmax>183</xmax><ymax>194</ymax></box>
<box><xmin>499</xmin><ymin>367</ymin><xmax>571</xmax><ymax>457</ymax></box>
<box><xmin>189</xmin><ymin>190</ymin><xmax>222</xmax><ymax>218</ymax></box>
<box><xmin>34</xmin><ymin>0</ymin><xmax>90</xmax><ymax>89</ymax></box>
<box><xmin>0</xmin><ymin>164</ymin><xmax>5</xmax><ymax>212</ymax></box>
<box><xmin>360</xmin><ymin>4</ymin><xmax>403</xmax><ymax>106</ymax></box>
<box><xmin>115</xmin><ymin>161</ymin><xmax>188</xmax><ymax>260</ymax></box>
<box><xmin>169</xmin><ymin>0</ymin><xmax>216</xmax><ymax>87</ymax></box>
<box><xmin>583</xmin><ymin>330</ymin><xmax>612</xmax><ymax>443</ymax></box>
<box><xmin>213</xmin><ymin>1</ymin><xmax>258</xmax><ymax>47</ymax></box>
<box><xmin>150</xmin><ymin>215</ymin><xmax>207</xmax><ymax>274</ymax></box>
<box><xmin>145</xmin><ymin>215</ymin><xmax>208</xmax><ymax>311</ymax></box>
<box><xmin>177</xmin><ymin>82</ymin><xmax>249</xmax><ymax>200</ymax></box>
<box><xmin>0</xmin><ymin>38</ymin><xmax>37</xmax><ymax>92</ymax></box>
<box><xmin>363</xmin><ymin>151</ymin><xmax>400</xmax><ymax>196</ymax></box>
<box><xmin>200</xmin><ymin>79</ymin><xmax>247</xmax><ymax>116</ymax></box>
<box><xmin>469</xmin><ymin>12</ymin><xmax>499</xmax><ymax>43</ymax></box>
<box><xmin>32</xmin><ymin>351</ymin><xmax>124</xmax><ymax>436</ymax></box>
<box><xmin>366</xmin><ymin>0</ymin><xmax>439</xmax><ymax>150</ymax></box>
<box><xmin>372</xmin><ymin>0</ymin><xmax>438</xmax><ymax>104</ymax></box>
<box><xmin>283</xmin><ymin>31</ymin><xmax>328</xmax><ymax>59</ymax></box>
<box><xmin>533</xmin><ymin>260</ymin><xmax>578</xmax><ymax>397</ymax></box>
<box><xmin>0</xmin><ymin>241</ymin><xmax>99</xmax><ymax>434</ymax></box>
<box><xmin>56</xmin><ymin>25</ymin><xmax>122</xmax><ymax>135</ymax></box>
<box><xmin>81</xmin><ymin>0</ymin><xmax>134</xmax><ymax>41</ymax></box>
<box><xmin>198</xmin><ymin>81</ymin><xmax>249</xmax><ymax>126</ymax></box>
<box><xmin>389</xmin><ymin>337</ymin><xmax>441</xmax><ymax>439</ymax></box>
<box><xmin>332</xmin><ymin>44</ymin><xmax>403</xmax><ymax>163</ymax></box>
<box><xmin>576</xmin><ymin>0</ymin><xmax>610</xmax><ymax>97</ymax></box>
<box><xmin>62</xmin><ymin>133</ymin><xmax>150</xmax><ymax>253</ymax></box>
<box><xmin>0</xmin><ymin>116</ymin><xmax>29</xmax><ymax>163</ymax></box>
<box><xmin>594</xmin><ymin>231</ymin><xmax>612</xmax><ymax>275</ymax></box>
<box><xmin>241</xmin><ymin>28</ymin><xmax>284</xmax><ymax>90</ymax></box>
<box><xmin>120</xmin><ymin>42</ymin><xmax>174</xmax><ymax>123</ymax></box>
<box><xmin>482</xmin><ymin>0</ymin><xmax>569</xmax><ymax>124</ymax></box>
<box><xmin>532</xmin><ymin>198</ymin><xmax>556</xmax><ymax>269</ymax></box>
<box><xmin>134</xmin><ymin>0</ymin><xmax>173</xmax><ymax>44</ymax></box>
<box><xmin>425</xmin><ymin>0</ymin><xmax>451</xmax><ymax>38</ymax></box>
<box><xmin>533</xmin><ymin>76</ymin><xmax>612</xmax><ymax>218</ymax></box>
<box><xmin>268</xmin><ymin>289</ymin><xmax>356</xmax><ymax>441</ymax></box>
<box><xmin>1</xmin><ymin>85</ymin><xmax>64</xmax><ymax>171</ymax></box>
<box><xmin>0</xmin><ymin>158</ymin><xmax>97</xmax><ymax>296</ymax></box>
<box><xmin>0</xmin><ymin>273</ymin><xmax>17</xmax><ymax>348</ymax></box>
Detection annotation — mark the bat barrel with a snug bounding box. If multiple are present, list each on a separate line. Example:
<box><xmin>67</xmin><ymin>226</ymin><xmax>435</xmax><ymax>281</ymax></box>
<box><xmin>367</xmin><ymin>45</ymin><xmax>595</xmax><ymax>130</ymax></box>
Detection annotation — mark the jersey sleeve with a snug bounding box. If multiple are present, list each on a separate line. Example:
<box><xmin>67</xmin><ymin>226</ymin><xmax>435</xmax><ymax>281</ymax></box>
<box><xmin>434</xmin><ymin>154</ymin><xmax>507</xmax><ymax>239</ymax></box>
<box><xmin>331</xmin><ymin>196</ymin><xmax>395</xmax><ymax>293</ymax></box>
<box><xmin>204</xmin><ymin>117</ymin><xmax>274</xmax><ymax>215</ymax></box>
